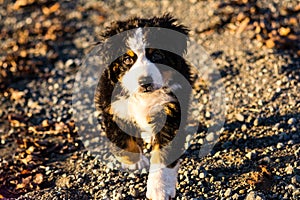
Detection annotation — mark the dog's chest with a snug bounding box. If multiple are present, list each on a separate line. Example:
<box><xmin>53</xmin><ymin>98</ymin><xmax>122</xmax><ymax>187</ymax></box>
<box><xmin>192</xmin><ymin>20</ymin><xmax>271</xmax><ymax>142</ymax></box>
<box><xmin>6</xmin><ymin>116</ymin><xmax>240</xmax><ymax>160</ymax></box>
<box><xmin>111</xmin><ymin>91</ymin><xmax>174</xmax><ymax>142</ymax></box>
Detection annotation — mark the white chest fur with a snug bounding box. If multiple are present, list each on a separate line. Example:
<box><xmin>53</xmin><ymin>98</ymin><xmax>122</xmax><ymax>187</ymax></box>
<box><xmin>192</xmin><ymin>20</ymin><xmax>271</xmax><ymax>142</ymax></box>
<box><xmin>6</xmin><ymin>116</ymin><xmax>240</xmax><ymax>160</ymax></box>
<box><xmin>110</xmin><ymin>90</ymin><xmax>174</xmax><ymax>142</ymax></box>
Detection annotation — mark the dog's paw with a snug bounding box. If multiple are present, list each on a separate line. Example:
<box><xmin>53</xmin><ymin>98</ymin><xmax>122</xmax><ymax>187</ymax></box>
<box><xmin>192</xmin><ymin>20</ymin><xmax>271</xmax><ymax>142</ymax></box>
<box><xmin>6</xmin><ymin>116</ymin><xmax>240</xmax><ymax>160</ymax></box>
<box><xmin>146</xmin><ymin>163</ymin><xmax>180</xmax><ymax>200</ymax></box>
<box><xmin>121</xmin><ymin>154</ymin><xmax>149</xmax><ymax>170</ymax></box>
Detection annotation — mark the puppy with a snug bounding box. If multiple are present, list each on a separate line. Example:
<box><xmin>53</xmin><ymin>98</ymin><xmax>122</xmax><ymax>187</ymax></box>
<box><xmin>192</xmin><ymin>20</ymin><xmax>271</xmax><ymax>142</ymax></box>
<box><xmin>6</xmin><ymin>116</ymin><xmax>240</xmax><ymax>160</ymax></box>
<box><xmin>94</xmin><ymin>14</ymin><xmax>193</xmax><ymax>200</ymax></box>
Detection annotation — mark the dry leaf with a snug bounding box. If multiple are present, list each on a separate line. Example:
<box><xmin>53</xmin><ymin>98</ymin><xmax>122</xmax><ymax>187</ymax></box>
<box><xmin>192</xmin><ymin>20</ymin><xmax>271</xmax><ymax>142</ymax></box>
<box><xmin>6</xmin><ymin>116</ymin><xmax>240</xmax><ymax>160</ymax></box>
<box><xmin>42</xmin><ymin>3</ymin><xmax>60</xmax><ymax>15</ymax></box>
<box><xmin>246</xmin><ymin>165</ymin><xmax>273</xmax><ymax>190</ymax></box>
<box><xmin>13</xmin><ymin>0</ymin><xmax>35</xmax><ymax>10</ymax></box>
<box><xmin>21</xmin><ymin>169</ymin><xmax>30</xmax><ymax>175</ymax></box>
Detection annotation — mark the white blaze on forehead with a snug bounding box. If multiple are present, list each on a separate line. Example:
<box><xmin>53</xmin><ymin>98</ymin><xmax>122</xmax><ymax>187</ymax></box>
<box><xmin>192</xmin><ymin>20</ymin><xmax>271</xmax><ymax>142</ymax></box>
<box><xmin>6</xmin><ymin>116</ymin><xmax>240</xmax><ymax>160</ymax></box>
<box><xmin>126</xmin><ymin>28</ymin><xmax>146</xmax><ymax>54</ymax></box>
<box><xmin>122</xmin><ymin>28</ymin><xmax>163</xmax><ymax>94</ymax></box>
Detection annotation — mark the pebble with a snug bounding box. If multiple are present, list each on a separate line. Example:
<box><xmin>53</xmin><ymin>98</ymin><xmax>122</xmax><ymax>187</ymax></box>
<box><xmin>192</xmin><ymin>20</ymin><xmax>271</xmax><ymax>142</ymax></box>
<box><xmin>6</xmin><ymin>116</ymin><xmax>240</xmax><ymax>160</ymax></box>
<box><xmin>253</xmin><ymin>118</ymin><xmax>261</xmax><ymax>126</ymax></box>
<box><xmin>246</xmin><ymin>191</ymin><xmax>265</xmax><ymax>200</ymax></box>
<box><xmin>241</xmin><ymin>124</ymin><xmax>247</xmax><ymax>132</ymax></box>
<box><xmin>235</xmin><ymin>113</ymin><xmax>245</xmax><ymax>122</ymax></box>
<box><xmin>291</xmin><ymin>175</ymin><xmax>300</xmax><ymax>184</ymax></box>
<box><xmin>285</xmin><ymin>165</ymin><xmax>294</xmax><ymax>175</ymax></box>
<box><xmin>65</xmin><ymin>59</ymin><xmax>74</xmax><ymax>67</ymax></box>
<box><xmin>259</xmin><ymin>156</ymin><xmax>271</xmax><ymax>164</ymax></box>
<box><xmin>287</xmin><ymin>118</ymin><xmax>297</xmax><ymax>125</ymax></box>
<box><xmin>224</xmin><ymin>188</ymin><xmax>232</xmax><ymax>197</ymax></box>
<box><xmin>199</xmin><ymin>171</ymin><xmax>207</xmax><ymax>179</ymax></box>
<box><xmin>206</xmin><ymin>132</ymin><xmax>217</xmax><ymax>142</ymax></box>
<box><xmin>232</xmin><ymin>193</ymin><xmax>240</xmax><ymax>200</ymax></box>
<box><xmin>246</xmin><ymin>150</ymin><xmax>257</xmax><ymax>160</ymax></box>
<box><xmin>258</xmin><ymin>100</ymin><xmax>264</xmax><ymax>106</ymax></box>
<box><xmin>276</xmin><ymin>142</ymin><xmax>284</xmax><ymax>149</ymax></box>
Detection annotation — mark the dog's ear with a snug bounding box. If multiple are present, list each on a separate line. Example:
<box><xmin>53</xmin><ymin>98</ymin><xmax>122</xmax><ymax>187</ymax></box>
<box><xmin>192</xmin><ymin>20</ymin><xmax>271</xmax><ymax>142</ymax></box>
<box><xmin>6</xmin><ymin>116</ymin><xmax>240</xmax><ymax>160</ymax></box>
<box><xmin>154</xmin><ymin>13</ymin><xmax>189</xmax><ymax>36</ymax></box>
<box><xmin>100</xmin><ymin>14</ymin><xmax>189</xmax><ymax>38</ymax></box>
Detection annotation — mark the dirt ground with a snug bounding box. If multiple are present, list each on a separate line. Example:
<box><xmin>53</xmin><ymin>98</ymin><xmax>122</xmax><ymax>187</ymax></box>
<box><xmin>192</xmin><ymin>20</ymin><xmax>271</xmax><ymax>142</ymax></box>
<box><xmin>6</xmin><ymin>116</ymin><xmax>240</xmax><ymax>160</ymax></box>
<box><xmin>0</xmin><ymin>0</ymin><xmax>300</xmax><ymax>199</ymax></box>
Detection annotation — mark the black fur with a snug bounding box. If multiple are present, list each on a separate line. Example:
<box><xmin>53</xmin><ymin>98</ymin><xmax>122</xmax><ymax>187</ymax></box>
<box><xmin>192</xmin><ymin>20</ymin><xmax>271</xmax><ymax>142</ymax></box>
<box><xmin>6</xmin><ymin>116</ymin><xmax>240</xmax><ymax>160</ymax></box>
<box><xmin>94</xmin><ymin>14</ymin><xmax>193</xmax><ymax>167</ymax></box>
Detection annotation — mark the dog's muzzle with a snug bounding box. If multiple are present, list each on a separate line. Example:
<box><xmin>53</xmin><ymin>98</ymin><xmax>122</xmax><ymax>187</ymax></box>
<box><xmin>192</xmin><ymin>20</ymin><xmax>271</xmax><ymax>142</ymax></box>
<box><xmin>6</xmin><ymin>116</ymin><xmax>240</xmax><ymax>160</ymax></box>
<box><xmin>138</xmin><ymin>76</ymin><xmax>155</xmax><ymax>92</ymax></box>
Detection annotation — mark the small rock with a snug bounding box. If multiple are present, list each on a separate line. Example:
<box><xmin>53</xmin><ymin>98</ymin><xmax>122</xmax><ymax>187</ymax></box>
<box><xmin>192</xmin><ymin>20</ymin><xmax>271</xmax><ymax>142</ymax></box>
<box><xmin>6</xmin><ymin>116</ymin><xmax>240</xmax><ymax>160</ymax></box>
<box><xmin>295</xmin><ymin>148</ymin><xmax>300</xmax><ymax>158</ymax></box>
<box><xmin>65</xmin><ymin>59</ymin><xmax>74</xmax><ymax>67</ymax></box>
<box><xmin>199</xmin><ymin>171</ymin><xmax>207</xmax><ymax>179</ymax></box>
<box><xmin>258</xmin><ymin>156</ymin><xmax>271</xmax><ymax>164</ymax></box>
<box><xmin>286</xmin><ymin>184</ymin><xmax>296</xmax><ymax>191</ymax></box>
<box><xmin>258</xmin><ymin>100</ymin><xmax>264</xmax><ymax>106</ymax></box>
<box><xmin>33</xmin><ymin>173</ymin><xmax>43</xmax><ymax>184</ymax></box>
<box><xmin>224</xmin><ymin>188</ymin><xmax>232</xmax><ymax>197</ymax></box>
<box><xmin>246</xmin><ymin>191</ymin><xmax>265</xmax><ymax>200</ymax></box>
<box><xmin>291</xmin><ymin>175</ymin><xmax>300</xmax><ymax>184</ymax></box>
<box><xmin>273</xmin><ymin>123</ymin><xmax>281</xmax><ymax>130</ymax></box>
<box><xmin>241</xmin><ymin>124</ymin><xmax>247</xmax><ymax>132</ymax></box>
<box><xmin>206</xmin><ymin>132</ymin><xmax>216</xmax><ymax>142</ymax></box>
<box><xmin>287</xmin><ymin>140</ymin><xmax>294</xmax><ymax>145</ymax></box>
<box><xmin>287</xmin><ymin>118</ymin><xmax>297</xmax><ymax>125</ymax></box>
<box><xmin>254</xmin><ymin>118</ymin><xmax>262</xmax><ymax>126</ymax></box>
<box><xmin>239</xmin><ymin>189</ymin><xmax>245</xmax><ymax>195</ymax></box>
<box><xmin>285</xmin><ymin>165</ymin><xmax>294</xmax><ymax>175</ymax></box>
<box><xmin>276</xmin><ymin>142</ymin><xmax>284</xmax><ymax>149</ymax></box>
<box><xmin>42</xmin><ymin>119</ymin><xmax>49</xmax><ymax>127</ymax></box>
<box><xmin>293</xmin><ymin>189</ymin><xmax>300</xmax><ymax>198</ymax></box>
<box><xmin>130</xmin><ymin>187</ymin><xmax>139</xmax><ymax>197</ymax></box>
<box><xmin>232</xmin><ymin>193</ymin><xmax>240</xmax><ymax>200</ymax></box>
<box><xmin>246</xmin><ymin>151</ymin><xmax>257</xmax><ymax>160</ymax></box>
<box><xmin>77</xmin><ymin>177</ymin><xmax>83</xmax><ymax>184</ymax></box>
<box><xmin>235</xmin><ymin>113</ymin><xmax>245</xmax><ymax>122</ymax></box>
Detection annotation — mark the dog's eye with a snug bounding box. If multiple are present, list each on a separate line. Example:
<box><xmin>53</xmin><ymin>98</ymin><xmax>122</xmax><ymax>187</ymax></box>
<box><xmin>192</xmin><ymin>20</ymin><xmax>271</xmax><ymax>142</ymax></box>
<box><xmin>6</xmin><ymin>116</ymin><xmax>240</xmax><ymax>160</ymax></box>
<box><xmin>123</xmin><ymin>56</ymin><xmax>134</xmax><ymax>65</ymax></box>
<box><xmin>150</xmin><ymin>51</ymin><xmax>164</xmax><ymax>62</ymax></box>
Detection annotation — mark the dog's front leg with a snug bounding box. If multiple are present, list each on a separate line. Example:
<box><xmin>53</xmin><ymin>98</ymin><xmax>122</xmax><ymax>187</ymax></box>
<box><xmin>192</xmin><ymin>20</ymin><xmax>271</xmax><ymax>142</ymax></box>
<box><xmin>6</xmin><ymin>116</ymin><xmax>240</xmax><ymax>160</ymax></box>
<box><xmin>146</xmin><ymin>100</ymin><xmax>182</xmax><ymax>200</ymax></box>
<box><xmin>114</xmin><ymin>138</ymin><xmax>149</xmax><ymax>170</ymax></box>
<box><xmin>146</xmin><ymin>147</ymin><xmax>180</xmax><ymax>200</ymax></box>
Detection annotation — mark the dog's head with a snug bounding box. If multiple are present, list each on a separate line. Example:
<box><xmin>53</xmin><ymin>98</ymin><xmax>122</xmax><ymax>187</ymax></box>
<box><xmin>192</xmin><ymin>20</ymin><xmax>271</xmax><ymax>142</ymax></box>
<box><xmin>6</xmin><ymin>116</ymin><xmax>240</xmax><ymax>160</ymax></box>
<box><xmin>100</xmin><ymin>14</ymin><xmax>190</xmax><ymax>96</ymax></box>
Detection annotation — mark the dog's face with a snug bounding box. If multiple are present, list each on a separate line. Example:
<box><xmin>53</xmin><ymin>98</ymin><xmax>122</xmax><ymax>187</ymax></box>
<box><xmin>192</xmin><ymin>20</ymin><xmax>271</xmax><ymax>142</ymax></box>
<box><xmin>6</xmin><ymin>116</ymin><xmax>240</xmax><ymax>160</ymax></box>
<box><xmin>122</xmin><ymin>28</ymin><xmax>164</xmax><ymax>94</ymax></box>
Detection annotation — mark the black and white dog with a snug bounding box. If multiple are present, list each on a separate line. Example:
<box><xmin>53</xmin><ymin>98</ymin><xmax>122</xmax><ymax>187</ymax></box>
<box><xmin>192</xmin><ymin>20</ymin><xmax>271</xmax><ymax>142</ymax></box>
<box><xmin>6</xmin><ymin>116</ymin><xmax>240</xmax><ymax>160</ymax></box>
<box><xmin>94</xmin><ymin>14</ymin><xmax>193</xmax><ymax>199</ymax></box>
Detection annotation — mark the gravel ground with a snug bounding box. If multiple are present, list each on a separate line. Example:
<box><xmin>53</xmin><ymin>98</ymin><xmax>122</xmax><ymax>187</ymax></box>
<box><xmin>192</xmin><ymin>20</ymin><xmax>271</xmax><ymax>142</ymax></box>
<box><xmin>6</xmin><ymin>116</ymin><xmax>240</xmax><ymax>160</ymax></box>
<box><xmin>0</xmin><ymin>0</ymin><xmax>300</xmax><ymax>199</ymax></box>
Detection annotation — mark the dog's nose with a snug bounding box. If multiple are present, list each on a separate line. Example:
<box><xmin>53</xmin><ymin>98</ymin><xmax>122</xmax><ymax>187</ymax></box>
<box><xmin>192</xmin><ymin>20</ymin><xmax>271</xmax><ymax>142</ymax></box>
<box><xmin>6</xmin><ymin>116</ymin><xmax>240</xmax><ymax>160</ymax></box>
<box><xmin>138</xmin><ymin>76</ymin><xmax>154</xmax><ymax>92</ymax></box>
<box><xmin>138</xmin><ymin>76</ymin><xmax>153</xmax><ymax>86</ymax></box>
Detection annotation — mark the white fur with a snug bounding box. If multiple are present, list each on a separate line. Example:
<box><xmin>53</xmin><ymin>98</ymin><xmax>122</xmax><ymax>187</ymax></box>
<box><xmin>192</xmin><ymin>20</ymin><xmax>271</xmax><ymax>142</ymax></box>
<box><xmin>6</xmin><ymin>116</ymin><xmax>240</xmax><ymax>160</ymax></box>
<box><xmin>126</xmin><ymin>28</ymin><xmax>146</xmax><ymax>54</ymax></box>
<box><xmin>146</xmin><ymin>162</ymin><xmax>181</xmax><ymax>200</ymax></box>
<box><xmin>111</xmin><ymin>90</ymin><xmax>174</xmax><ymax>138</ymax></box>
<box><xmin>121</xmin><ymin>154</ymin><xmax>149</xmax><ymax>170</ymax></box>
<box><xmin>110</xmin><ymin>97</ymin><xmax>130</xmax><ymax>120</ymax></box>
<box><xmin>123</xmin><ymin>29</ymin><xmax>163</xmax><ymax>94</ymax></box>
